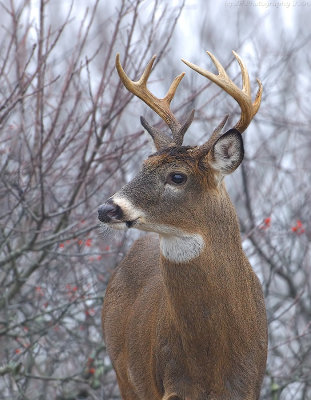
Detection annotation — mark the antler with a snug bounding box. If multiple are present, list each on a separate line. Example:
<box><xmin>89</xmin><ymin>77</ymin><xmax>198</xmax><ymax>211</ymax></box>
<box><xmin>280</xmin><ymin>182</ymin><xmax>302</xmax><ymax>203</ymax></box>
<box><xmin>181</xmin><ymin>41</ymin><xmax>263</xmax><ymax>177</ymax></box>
<box><xmin>181</xmin><ymin>51</ymin><xmax>262</xmax><ymax>133</ymax></box>
<box><xmin>116</xmin><ymin>54</ymin><xmax>194</xmax><ymax>147</ymax></box>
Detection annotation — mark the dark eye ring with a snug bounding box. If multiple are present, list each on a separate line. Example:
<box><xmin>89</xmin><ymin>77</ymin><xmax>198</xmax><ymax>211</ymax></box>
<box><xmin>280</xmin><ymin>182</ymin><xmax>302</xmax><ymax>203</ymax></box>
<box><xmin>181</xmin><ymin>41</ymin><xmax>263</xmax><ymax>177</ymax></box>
<box><xmin>168</xmin><ymin>172</ymin><xmax>187</xmax><ymax>185</ymax></box>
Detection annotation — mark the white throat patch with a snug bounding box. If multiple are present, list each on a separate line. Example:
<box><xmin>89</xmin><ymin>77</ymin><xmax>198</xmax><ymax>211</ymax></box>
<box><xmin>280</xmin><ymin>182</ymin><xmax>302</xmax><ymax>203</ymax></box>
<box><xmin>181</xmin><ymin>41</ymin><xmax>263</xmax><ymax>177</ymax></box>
<box><xmin>160</xmin><ymin>233</ymin><xmax>205</xmax><ymax>263</ymax></box>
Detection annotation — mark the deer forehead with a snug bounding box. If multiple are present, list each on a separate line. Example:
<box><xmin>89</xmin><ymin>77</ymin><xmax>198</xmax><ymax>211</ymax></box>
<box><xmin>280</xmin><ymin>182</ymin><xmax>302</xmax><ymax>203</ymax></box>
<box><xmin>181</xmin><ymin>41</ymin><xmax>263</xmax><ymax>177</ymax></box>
<box><xmin>143</xmin><ymin>146</ymin><xmax>203</xmax><ymax>173</ymax></box>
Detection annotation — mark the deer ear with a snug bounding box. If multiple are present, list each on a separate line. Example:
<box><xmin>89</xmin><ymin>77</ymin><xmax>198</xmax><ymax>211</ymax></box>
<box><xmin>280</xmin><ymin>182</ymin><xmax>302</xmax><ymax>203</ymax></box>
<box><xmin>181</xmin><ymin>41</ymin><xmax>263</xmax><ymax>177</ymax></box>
<box><xmin>207</xmin><ymin>129</ymin><xmax>244</xmax><ymax>175</ymax></box>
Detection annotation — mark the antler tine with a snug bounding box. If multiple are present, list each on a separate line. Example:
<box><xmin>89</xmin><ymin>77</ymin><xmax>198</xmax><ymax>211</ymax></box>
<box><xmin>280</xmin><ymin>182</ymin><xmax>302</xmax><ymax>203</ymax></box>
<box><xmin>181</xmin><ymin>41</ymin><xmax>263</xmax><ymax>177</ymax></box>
<box><xmin>116</xmin><ymin>53</ymin><xmax>186</xmax><ymax>141</ymax></box>
<box><xmin>181</xmin><ymin>51</ymin><xmax>263</xmax><ymax>133</ymax></box>
<box><xmin>232</xmin><ymin>51</ymin><xmax>251</xmax><ymax>96</ymax></box>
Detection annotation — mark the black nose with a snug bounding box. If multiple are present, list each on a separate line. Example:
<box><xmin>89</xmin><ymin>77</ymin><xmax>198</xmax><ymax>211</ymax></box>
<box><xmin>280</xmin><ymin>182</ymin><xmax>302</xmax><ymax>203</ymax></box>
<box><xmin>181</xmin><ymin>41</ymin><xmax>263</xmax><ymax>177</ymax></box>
<box><xmin>98</xmin><ymin>200</ymin><xmax>123</xmax><ymax>223</ymax></box>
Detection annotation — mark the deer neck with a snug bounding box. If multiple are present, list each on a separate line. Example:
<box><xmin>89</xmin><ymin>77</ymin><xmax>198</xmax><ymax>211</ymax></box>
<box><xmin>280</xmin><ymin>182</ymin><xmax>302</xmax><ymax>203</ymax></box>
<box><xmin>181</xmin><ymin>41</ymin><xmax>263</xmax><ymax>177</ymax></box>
<box><xmin>158</xmin><ymin>207</ymin><xmax>246</xmax><ymax>344</ymax></box>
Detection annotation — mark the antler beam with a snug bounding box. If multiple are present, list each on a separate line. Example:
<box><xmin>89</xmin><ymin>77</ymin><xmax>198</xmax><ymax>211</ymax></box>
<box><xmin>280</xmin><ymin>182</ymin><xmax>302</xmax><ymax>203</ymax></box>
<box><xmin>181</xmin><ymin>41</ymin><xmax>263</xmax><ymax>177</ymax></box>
<box><xmin>116</xmin><ymin>54</ymin><xmax>192</xmax><ymax>146</ymax></box>
<box><xmin>182</xmin><ymin>51</ymin><xmax>262</xmax><ymax>133</ymax></box>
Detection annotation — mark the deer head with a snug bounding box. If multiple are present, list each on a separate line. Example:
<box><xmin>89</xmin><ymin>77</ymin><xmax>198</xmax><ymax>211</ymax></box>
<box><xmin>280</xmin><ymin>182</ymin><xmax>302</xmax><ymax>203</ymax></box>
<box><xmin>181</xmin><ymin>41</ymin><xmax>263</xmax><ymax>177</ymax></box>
<box><xmin>98</xmin><ymin>51</ymin><xmax>262</xmax><ymax>261</ymax></box>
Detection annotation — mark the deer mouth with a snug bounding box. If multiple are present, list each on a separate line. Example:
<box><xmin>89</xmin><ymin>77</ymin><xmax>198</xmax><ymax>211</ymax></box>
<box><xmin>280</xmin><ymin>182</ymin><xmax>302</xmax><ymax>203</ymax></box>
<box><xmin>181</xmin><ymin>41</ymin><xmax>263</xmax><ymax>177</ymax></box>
<box><xmin>125</xmin><ymin>220</ymin><xmax>136</xmax><ymax>228</ymax></box>
<box><xmin>103</xmin><ymin>218</ymin><xmax>139</xmax><ymax>231</ymax></box>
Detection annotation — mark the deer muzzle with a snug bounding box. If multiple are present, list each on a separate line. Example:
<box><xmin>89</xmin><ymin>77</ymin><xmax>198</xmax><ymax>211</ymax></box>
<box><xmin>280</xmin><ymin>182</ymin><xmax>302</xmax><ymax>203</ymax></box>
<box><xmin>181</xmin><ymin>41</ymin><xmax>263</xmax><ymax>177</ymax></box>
<box><xmin>98</xmin><ymin>199</ymin><xmax>123</xmax><ymax>223</ymax></box>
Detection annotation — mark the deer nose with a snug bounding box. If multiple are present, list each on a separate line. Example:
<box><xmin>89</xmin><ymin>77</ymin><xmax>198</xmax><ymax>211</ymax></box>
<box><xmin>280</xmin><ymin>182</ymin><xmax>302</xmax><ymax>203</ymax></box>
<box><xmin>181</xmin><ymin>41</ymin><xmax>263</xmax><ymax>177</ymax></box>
<box><xmin>98</xmin><ymin>200</ymin><xmax>123</xmax><ymax>223</ymax></box>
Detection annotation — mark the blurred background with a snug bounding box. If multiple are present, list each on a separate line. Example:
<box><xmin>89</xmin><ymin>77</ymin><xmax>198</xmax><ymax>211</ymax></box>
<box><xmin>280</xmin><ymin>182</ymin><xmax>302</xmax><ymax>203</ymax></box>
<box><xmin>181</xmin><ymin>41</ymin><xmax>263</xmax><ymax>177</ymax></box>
<box><xmin>0</xmin><ymin>0</ymin><xmax>310</xmax><ymax>399</ymax></box>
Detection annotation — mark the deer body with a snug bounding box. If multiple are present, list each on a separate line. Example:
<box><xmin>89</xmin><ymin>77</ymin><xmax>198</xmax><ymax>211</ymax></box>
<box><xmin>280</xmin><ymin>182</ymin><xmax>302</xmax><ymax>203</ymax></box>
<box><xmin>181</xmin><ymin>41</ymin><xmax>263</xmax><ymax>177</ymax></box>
<box><xmin>99</xmin><ymin>51</ymin><xmax>267</xmax><ymax>399</ymax></box>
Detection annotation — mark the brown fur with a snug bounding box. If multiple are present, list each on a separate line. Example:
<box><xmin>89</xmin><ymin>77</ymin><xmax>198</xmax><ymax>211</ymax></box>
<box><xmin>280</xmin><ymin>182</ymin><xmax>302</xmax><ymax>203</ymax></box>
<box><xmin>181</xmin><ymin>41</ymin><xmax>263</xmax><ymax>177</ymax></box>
<box><xmin>101</xmin><ymin>138</ymin><xmax>268</xmax><ymax>400</ymax></box>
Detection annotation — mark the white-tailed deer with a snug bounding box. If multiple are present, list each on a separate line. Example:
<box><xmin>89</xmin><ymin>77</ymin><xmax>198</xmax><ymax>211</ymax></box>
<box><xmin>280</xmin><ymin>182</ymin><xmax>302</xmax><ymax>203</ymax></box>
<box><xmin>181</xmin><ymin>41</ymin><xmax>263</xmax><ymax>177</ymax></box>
<box><xmin>98</xmin><ymin>51</ymin><xmax>267</xmax><ymax>400</ymax></box>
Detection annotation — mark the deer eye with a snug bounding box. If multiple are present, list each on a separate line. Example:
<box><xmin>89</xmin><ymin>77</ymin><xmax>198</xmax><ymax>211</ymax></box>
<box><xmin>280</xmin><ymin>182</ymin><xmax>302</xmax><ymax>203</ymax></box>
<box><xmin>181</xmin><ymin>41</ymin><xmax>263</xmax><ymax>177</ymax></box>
<box><xmin>167</xmin><ymin>172</ymin><xmax>187</xmax><ymax>185</ymax></box>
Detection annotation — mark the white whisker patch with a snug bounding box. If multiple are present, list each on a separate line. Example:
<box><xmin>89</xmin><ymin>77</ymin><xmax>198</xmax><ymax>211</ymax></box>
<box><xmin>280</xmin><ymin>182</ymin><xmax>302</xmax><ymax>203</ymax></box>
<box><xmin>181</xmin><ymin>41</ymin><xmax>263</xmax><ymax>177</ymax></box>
<box><xmin>112</xmin><ymin>195</ymin><xmax>146</xmax><ymax>221</ymax></box>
